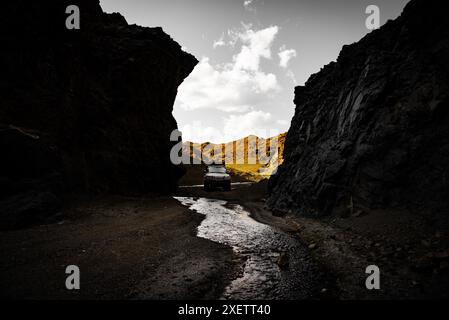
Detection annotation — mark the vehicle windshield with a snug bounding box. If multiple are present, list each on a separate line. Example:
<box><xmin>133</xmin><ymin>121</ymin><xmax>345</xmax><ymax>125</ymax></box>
<box><xmin>208</xmin><ymin>166</ymin><xmax>227</xmax><ymax>174</ymax></box>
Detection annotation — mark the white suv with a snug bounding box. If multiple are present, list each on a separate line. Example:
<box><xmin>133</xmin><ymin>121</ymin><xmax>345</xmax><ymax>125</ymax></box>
<box><xmin>204</xmin><ymin>165</ymin><xmax>232</xmax><ymax>192</ymax></box>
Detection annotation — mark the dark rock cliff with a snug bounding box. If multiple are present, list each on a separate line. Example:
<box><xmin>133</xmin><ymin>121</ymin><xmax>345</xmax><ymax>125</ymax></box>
<box><xmin>0</xmin><ymin>0</ymin><xmax>197</xmax><ymax>229</ymax></box>
<box><xmin>268</xmin><ymin>0</ymin><xmax>449</xmax><ymax>219</ymax></box>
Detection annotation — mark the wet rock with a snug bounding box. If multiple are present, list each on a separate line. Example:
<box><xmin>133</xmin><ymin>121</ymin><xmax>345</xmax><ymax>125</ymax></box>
<box><xmin>268</xmin><ymin>0</ymin><xmax>449</xmax><ymax>219</ymax></box>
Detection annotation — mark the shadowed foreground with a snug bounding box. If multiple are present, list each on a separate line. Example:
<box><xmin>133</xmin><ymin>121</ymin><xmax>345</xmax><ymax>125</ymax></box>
<box><xmin>0</xmin><ymin>196</ymin><xmax>235</xmax><ymax>299</ymax></box>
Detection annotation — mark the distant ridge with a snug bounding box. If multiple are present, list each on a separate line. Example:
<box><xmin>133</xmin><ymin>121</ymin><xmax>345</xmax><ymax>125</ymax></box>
<box><xmin>182</xmin><ymin>133</ymin><xmax>286</xmax><ymax>181</ymax></box>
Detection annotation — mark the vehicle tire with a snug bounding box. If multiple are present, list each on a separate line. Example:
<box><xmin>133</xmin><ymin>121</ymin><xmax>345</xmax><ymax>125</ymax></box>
<box><xmin>225</xmin><ymin>183</ymin><xmax>231</xmax><ymax>192</ymax></box>
<box><xmin>204</xmin><ymin>183</ymin><xmax>209</xmax><ymax>192</ymax></box>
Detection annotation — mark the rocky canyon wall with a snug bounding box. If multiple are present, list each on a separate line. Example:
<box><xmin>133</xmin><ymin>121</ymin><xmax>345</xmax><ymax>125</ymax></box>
<box><xmin>268</xmin><ymin>0</ymin><xmax>449</xmax><ymax>220</ymax></box>
<box><xmin>0</xmin><ymin>0</ymin><xmax>197</xmax><ymax>229</ymax></box>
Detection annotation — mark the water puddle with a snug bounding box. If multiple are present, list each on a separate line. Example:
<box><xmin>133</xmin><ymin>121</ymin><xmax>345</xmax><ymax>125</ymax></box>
<box><xmin>174</xmin><ymin>197</ymin><xmax>318</xmax><ymax>300</ymax></box>
<box><xmin>178</xmin><ymin>182</ymin><xmax>253</xmax><ymax>189</ymax></box>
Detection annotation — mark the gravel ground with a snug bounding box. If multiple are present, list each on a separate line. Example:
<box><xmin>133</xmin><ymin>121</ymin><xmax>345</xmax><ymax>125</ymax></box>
<box><xmin>0</xmin><ymin>195</ymin><xmax>237</xmax><ymax>300</ymax></box>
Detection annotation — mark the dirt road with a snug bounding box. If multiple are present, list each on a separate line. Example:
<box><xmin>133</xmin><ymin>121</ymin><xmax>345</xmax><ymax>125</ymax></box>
<box><xmin>5</xmin><ymin>181</ymin><xmax>441</xmax><ymax>300</ymax></box>
<box><xmin>0</xmin><ymin>195</ymin><xmax>237</xmax><ymax>299</ymax></box>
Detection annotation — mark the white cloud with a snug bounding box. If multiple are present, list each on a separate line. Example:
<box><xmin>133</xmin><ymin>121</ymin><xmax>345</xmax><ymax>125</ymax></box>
<box><xmin>224</xmin><ymin>110</ymin><xmax>281</xmax><ymax>141</ymax></box>
<box><xmin>180</xmin><ymin>113</ymin><xmax>282</xmax><ymax>143</ymax></box>
<box><xmin>181</xmin><ymin>122</ymin><xmax>224</xmax><ymax>144</ymax></box>
<box><xmin>177</xmin><ymin>57</ymin><xmax>278</xmax><ymax>113</ymax></box>
<box><xmin>276</xmin><ymin>119</ymin><xmax>291</xmax><ymax>132</ymax></box>
<box><xmin>177</xmin><ymin>25</ymin><xmax>280</xmax><ymax>113</ymax></box>
<box><xmin>244</xmin><ymin>0</ymin><xmax>256</xmax><ymax>13</ymax></box>
<box><xmin>277</xmin><ymin>119</ymin><xmax>290</xmax><ymax>126</ymax></box>
<box><xmin>278</xmin><ymin>45</ymin><xmax>297</xmax><ymax>68</ymax></box>
<box><xmin>286</xmin><ymin>69</ymin><xmax>297</xmax><ymax>84</ymax></box>
<box><xmin>234</xmin><ymin>25</ymin><xmax>279</xmax><ymax>71</ymax></box>
<box><xmin>213</xmin><ymin>34</ymin><xmax>226</xmax><ymax>49</ymax></box>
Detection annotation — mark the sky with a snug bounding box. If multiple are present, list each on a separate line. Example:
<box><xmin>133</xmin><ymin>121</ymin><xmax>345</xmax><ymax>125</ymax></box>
<box><xmin>101</xmin><ymin>0</ymin><xmax>410</xmax><ymax>143</ymax></box>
